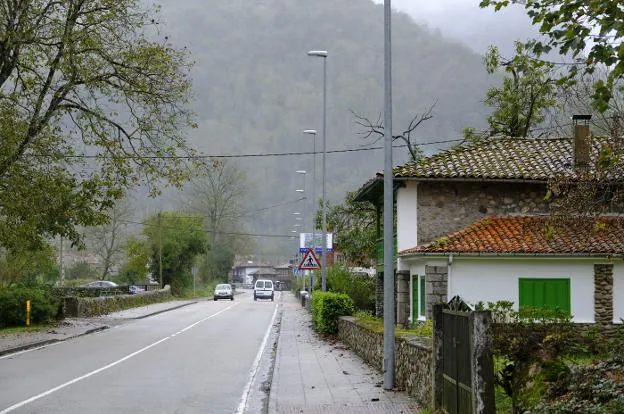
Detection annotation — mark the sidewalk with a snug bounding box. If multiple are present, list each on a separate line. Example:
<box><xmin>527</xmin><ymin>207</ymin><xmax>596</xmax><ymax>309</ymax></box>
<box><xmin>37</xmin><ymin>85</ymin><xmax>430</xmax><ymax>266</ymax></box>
<box><xmin>268</xmin><ymin>294</ymin><xmax>420</xmax><ymax>414</ymax></box>
<box><xmin>0</xmin><ymin>299</ymin><xmax>196</xmax><ymax>356</ymax></box>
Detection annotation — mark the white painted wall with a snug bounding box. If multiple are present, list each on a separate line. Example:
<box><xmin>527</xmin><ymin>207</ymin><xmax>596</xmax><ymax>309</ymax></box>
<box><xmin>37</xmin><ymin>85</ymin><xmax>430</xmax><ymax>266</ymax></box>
<box><xmin>397</xmin><ymin>182</ymin><xmax>418</xmax><ymax>253</ymax></box>
<box><xmin>614</xmin><ymin>266</ymin><xmax>624</xmax><ymax>324</ymax></box>
<box><xmin>449</xmin><ymin>258</ymin><xmax>596</xmax><ymax>322</ymax></box>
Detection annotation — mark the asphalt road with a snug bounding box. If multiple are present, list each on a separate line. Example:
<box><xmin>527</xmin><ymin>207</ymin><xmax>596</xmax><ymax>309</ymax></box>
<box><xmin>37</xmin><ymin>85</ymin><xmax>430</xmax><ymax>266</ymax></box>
<box><xmin>0</xmin><ymin>291</ymin><xmax>280</xmax><ymax>414</ymax></box>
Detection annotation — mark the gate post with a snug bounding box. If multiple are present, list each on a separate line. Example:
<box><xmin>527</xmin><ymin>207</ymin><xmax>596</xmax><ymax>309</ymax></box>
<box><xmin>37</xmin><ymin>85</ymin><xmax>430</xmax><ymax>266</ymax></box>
<box><xmin>432</xmin><ymin>303</ymin><xmax>444</xmax><ymax>410</ymax></box>
<box><xmin>471</xmin><ymin>311</ymin><xmax>495</xmax><ymax>414</ymax></box>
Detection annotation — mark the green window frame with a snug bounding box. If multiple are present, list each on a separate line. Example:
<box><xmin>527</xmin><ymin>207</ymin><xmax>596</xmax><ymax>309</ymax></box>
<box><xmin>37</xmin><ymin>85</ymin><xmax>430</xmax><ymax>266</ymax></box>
<box><xmin>519</xmin><ymin>278</ymin><xmax>571</xmax><ymax>316</ymax></box>
<box><xmin>412</xmin><ymin>274</ymin><xmax>427</xmax><ymax>320</ymax></box>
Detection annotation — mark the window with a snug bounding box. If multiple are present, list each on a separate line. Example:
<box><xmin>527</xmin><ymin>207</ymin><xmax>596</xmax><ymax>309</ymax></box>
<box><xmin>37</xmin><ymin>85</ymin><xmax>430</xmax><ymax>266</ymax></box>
<box><xmin>519</xmin><ymin>278</ymin><xmax>571</xmax><ymax>316</ymax></box>
<box><xmin>412</xmin><ymin>274</ymin><xmax>427</xmax><ymax>320</ymax></box>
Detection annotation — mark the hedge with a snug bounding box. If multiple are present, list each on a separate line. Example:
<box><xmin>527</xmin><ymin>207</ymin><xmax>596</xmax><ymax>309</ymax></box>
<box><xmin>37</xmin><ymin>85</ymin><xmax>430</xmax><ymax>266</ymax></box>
<box><xmin>311</xmin><ymin>291</ymin><xmax>355</xmax><ymax>335</ymax></box>
<box><xmin>0</xmin><ymin>286</ymin><xmax>60</xmax><ymax>328</ymax></box>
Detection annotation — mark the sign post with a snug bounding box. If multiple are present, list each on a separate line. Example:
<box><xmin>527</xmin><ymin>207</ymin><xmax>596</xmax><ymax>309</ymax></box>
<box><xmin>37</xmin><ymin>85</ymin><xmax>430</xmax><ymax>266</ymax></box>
<box><xmin>298</xmin><ymin>248</ymin><xmax>321</xmax><ymax>271</ymax></box>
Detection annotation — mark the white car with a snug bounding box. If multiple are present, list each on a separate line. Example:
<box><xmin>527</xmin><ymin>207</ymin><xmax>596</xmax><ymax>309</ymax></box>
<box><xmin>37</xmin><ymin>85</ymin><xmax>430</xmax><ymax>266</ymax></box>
<box><xmin>214</xmin><ymin>283</ymin><xmax>234</xmax><ymax>301</ymax></box>
<box><xmin>253</xmin><ymin>280</ymin><xmax>274</xmax><ymax>301</ymax></box>
<box><xmin>82</xmin><ymin>280</ymin><xmax>118</xmax><ymax>288</ymax></box>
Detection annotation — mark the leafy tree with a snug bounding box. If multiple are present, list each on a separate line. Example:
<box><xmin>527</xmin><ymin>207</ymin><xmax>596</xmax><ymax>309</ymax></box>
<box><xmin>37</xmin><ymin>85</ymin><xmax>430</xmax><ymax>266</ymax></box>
<box><xmin>0</xmin><ymin>0</ymin><xmax>198</xmax><ymax>252</ymax></box>
<box><xmin>0</xmin><ymin>244</ymin><xmax>58</xmax><ymax>286</ymax></box>
<box><xmin>117</xmin><ymin>236</ymin><xmax>151</xmax><ymax>285</ymax></box>
<box><xmin>322</xmin><ymin>192</ymin><xmax>377</xmax><ymax>267</ymax></box>
<box><xmin>480</xmin><ymin>0</ymin><xmax>624</xmax><ymax>111</ymax></box>
<box><xmin>477</xmin><ymin>41</ymin><xmax>558</xmax><ymax>139</ymax></box>
<box><xmin>66</xmin><ymin>261</ymin><xmax>96</xmax><ymax>281</ymax></box>
<box><xmin>143</xmin><ymin>212</ymin><xmax>207</xmax><ymax>294</ymax></box>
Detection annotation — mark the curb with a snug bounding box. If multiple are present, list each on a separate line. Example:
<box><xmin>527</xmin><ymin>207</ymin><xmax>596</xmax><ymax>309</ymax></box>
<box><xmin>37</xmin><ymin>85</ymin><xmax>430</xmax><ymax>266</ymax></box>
<box><xmin>0</xmin><ymin>302</ymin><xmax>197</xmax><ymax>357</ymax></box>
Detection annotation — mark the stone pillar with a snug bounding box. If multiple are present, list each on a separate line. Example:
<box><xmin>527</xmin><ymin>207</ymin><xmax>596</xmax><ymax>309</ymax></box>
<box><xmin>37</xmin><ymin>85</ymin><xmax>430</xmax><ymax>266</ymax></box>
<box><xmin>396</xmin><ymin>270</ymin><xmax>410</xmax><ymax>327</ymax></box>
<box><xmin>594</xmin><ymin>263</ymin><xmax>614</xmax><ymax>325</ymax></box>
<box><xmin>470</xmin><ymin>311</ymin><xmax>495</xmax><ymax>414</ymax></box>
<box><xmin>376</xmin><ymin>272</ymin><xmax>384</xmax><ymax>317</ymax></box>
<box><xmin>432</xmin><ymin>303</ymin><xmax>444</xmax><ymax>410</ymax></box>
<box><xmin>425</xmin><ymin>265</ymin><xmax>448</xmax><ymax>317</ymax></box>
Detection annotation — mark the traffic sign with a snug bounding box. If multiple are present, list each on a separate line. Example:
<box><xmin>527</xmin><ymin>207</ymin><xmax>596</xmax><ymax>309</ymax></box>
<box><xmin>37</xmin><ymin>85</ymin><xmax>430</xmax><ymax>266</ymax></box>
<box><xmin>298</xmin><ymin>248</ymin><xmax>321</xmax><ymax>270</ymax></box>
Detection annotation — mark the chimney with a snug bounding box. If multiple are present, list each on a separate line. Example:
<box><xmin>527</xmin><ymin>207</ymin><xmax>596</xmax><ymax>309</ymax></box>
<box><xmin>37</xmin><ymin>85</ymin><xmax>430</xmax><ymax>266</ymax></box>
<box><xmin>572</xmin><ymin>114</ymin><xmax>592</xmax><ymax>169</ymax></box>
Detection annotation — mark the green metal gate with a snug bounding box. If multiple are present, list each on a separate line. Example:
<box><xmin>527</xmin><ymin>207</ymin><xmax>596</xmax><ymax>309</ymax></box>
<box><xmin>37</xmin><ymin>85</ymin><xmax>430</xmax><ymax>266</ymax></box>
<box><xmin>442</xmin><ymin>309</ymin><xmax>473</xmax><ymax>414</ymax></box>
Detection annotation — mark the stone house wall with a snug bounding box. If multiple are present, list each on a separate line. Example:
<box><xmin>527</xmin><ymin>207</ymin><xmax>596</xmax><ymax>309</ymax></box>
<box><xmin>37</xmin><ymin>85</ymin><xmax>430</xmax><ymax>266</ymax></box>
<box><xmin>416</xmin><ymin>181</ymin><xmax>548</xmax><ymax>244</ymax></box>
<box><xmin>337</xmin><ymin>316</ymin><xmax>432</xmax><ymax>407</ymax></box>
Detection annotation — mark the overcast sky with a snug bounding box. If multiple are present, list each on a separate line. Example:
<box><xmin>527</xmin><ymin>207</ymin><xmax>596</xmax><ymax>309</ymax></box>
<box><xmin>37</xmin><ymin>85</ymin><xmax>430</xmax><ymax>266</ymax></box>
<box><xmin>374</xmin><ymin>0</ymin><xmax>539</xmax><ymax>56</ymax></box>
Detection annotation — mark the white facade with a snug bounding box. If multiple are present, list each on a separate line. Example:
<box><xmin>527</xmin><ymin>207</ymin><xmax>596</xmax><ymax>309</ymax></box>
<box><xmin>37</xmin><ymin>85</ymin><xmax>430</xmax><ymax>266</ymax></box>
<box><xmin>401</xmin><ymin>256</ymin><xmax>624</xmax><ymax>324</ymax></box>
<box><xmin>396</xmin><ymin>182</ymin><xmax>418</xmax><ymax>253</ymax></box>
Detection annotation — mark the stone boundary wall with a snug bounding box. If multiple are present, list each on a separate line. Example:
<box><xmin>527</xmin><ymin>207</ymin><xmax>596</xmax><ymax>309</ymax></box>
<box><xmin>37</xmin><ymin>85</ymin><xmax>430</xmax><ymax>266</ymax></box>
<box><xmin>62</xmin><ymin>287</ymin><xmax>172</xmax><ymax>317</ymax></box>
<box><xmin>337</xmin><ymin>316</ymin><xmax>432</xmax><ymax>407</ymax></box>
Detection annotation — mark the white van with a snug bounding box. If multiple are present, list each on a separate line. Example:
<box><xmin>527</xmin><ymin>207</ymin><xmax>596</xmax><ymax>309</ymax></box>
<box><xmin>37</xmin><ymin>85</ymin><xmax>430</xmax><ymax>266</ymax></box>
<box><xmin>254</xmin><ymin>279</ymin><xmax>274</xmax><ymax>301</ymax></box>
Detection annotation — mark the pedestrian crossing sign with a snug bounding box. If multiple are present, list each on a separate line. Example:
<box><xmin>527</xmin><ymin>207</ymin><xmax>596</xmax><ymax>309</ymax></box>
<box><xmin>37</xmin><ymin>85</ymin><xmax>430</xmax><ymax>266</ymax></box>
<box><xmin>298</xmin><ymin>248</ymin><xmax>321</xmax><ymax>270</ymax></box>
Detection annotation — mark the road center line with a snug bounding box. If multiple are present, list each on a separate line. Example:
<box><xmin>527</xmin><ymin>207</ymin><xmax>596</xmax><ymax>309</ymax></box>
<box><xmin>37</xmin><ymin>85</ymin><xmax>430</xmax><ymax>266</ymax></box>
<box><xmin>235</xmin><ymin>293</ymin><xmax>280</xmax><ymax>414</ymax></box>
<box><xmin>0</xmin><ymin>302</ymin><xmax>239</xmax><ymax>414</ymax></box>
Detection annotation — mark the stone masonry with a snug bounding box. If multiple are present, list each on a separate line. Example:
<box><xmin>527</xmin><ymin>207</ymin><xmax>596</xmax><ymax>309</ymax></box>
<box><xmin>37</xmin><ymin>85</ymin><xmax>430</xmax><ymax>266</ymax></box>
<box><xmin>417</xmin><ymin>181</ymin><xmax>548</xmax><ymax>243</ymax></box>
<box><xmin>594</xmin><ymin>263</ymin><xmax>614</xmax><ymax>325</ymax></box>
<box><xmin>425</xmin><ymin>265</ymin><xmax>448</xmax><ymax>317</ymax></box>
<box><xmin>397</xmin><ymin>270</ymin><xmax>410</xmax><ymax>327</ymax></box>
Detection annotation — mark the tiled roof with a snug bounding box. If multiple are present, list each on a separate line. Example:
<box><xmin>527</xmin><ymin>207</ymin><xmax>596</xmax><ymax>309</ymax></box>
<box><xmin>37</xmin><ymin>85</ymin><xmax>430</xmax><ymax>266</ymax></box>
<box><xmin>393</xmin><ymin>137</ymin><xmax>619</xmax><ymax>181</ymax></box>
<box><xmin>400</xmin><ymin>216</ymin><xmax>624</xmax><ymax>256</ymax></box>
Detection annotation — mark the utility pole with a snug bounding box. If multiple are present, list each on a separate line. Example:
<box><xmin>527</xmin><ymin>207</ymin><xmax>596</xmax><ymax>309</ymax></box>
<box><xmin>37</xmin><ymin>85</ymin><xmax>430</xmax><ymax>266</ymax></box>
<box><xmin>383</xmin><ymin>0</ymin><xmax>396</xmax><ymax>390</ymax></box>
<box><xmin>158</xmin><ymin>211</ymin><xmax>163</xmax><ymax>288</ymax></box>
<box><xmin>59</xmin><ymin>236</ymin><xmax>65</xmax><ymax>286</ymax></box>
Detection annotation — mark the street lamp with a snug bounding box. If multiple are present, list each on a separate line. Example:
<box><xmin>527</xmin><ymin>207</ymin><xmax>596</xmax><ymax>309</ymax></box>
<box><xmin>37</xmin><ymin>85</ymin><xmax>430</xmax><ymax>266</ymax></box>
<box><xmin>303</xmin><ymin>129</ymin><xmax>317</xmax><ymax>259</ymax></box>
<box><xmin>307</xmin><ymin>50</ymin><xmax>328</xmax><ymax>292</ymax></box>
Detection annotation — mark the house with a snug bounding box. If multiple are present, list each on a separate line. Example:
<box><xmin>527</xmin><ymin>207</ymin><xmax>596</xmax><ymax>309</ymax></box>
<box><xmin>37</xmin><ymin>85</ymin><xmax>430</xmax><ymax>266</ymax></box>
<box><xmin>356</xmin><ymin>117</ymin><xmax>624</xmax><ymax>324</ymax></box>
<box><xmin>399</xmin><ymin>215</ymin><xmax>624</xmax><ymax>324</ymax></box>
<box><xmin>230</xmin><ymin>259</ymin><xmax>275</xmax><ymax>285</ymax></box>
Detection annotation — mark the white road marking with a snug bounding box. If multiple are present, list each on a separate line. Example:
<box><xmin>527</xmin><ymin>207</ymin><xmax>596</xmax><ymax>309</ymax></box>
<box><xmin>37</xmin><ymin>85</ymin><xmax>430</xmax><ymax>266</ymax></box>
<box><xmin>235</xmin><ymin>293</ymin><xmax>280</xmax><ymax>414</ymax></box>
<box><xmin>0</xmin><ymin>302</ymin><xmax>239</xmax><ymax>414</ymax></box>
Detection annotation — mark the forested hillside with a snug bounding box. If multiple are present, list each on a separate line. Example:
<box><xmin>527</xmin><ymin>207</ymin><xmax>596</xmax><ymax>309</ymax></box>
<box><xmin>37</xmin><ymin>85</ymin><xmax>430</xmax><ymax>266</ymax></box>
<box><xmin>148</xmin><ymin>0</ymin><xmax>495</xmax><ymax>258</ymax></box>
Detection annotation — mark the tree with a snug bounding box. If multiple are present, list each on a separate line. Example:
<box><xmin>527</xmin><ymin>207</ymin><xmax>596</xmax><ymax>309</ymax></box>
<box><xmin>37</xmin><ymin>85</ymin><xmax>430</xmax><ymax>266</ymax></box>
<box><xmin>0</xmin><ymin>244</ymin><xmax>58</xmax><ymax>286</ymax></box>
<box><xmin>0</xmin><ymin>0</ymin><xmax>198</xmax><ymax>251</ymax></box>
<box><xmin>354</xmin><ymin>103</ymin><xmax>436</xmax><ymax>162</ymax></box>
<box><xmin>117</xmin><ymin>236</ymin><xmax>150</xmax><ymax>285</ymax></box>
<box><xmin>480</xmin><ymin>0</ymin><xmax>624</xmax><ymax>112</ymax></box>
<box><xmin>322</xmin><ymin>191</ymin><xmax>377</xmax><ymax>267</ymax></box>
<box><xmin>476</xmin><ymin>41</ymin><xmax>558</xmax><ymax>139</ymax></box>
<box><xmin>184</xmin><ymin>160</ymin><xmax>247</xmax><ymax>281</ymax></box>
<box><xmin>143</xmin><ymin>212</ymin><xmax>206</xmax><ymax>294</ymax></box>
<box><xmin>86</xmin><ymin>198</ymin><xmax>133</xmax><ymax>280</ymax></box>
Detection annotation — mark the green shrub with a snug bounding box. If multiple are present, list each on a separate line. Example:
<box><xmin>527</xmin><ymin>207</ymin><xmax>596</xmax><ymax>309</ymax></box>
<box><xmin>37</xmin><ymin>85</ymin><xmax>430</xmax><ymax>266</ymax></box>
<box><xmin>533</xmin><ymin>356</ymin><xmax>624</xmax><ymax>413</ymax></box>
<box><xmin>311</xmin><ymin>291</ymin><xmax>355</xmax><ymax>335</ymax></box>
<box><xmin>0</xmin><ymin>285</ymin><xmax>60</xmax><ymax>328</ymax></box>
<box><xmin>314</xmin><ymin>265</ymin><xmax>375</xmax><ymax>312</ymax></box>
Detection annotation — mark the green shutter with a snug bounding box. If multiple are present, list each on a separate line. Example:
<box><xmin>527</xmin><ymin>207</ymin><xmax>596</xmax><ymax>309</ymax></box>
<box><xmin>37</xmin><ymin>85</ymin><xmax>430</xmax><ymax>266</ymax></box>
<box><xmin>519</xmin><ymin>278</ymin><xmax>571</xmax><ymax>315</ymax></box>
<box><xmin>420</xmin><ymin>276</ymin><xmax>426</xmax><ymax>317</ymax></box>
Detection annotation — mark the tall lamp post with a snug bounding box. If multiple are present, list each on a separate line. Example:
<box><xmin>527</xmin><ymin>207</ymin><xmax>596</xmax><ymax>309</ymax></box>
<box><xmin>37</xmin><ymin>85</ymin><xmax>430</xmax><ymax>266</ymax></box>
<box><xmin>296</xmin><ymin>170</ymin><xmax>308</xmax><ymax>289</ymax></box>
<box><xmin>307</xmin><ymin>50</ymin><xmax>328</xmax><ymax>292</ymax></box>
<box><xmin>303</xmin><ymin>130</ymin><xmax>317</xmax><ymax>258</ymax></box>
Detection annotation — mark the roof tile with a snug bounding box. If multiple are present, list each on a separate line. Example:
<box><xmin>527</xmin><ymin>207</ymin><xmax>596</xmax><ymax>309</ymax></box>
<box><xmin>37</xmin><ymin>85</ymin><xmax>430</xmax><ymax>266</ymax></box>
<box><xmin>400</xmin><ymin>216</ymin><xmax>624</xmax><ymax>255</ymax></box>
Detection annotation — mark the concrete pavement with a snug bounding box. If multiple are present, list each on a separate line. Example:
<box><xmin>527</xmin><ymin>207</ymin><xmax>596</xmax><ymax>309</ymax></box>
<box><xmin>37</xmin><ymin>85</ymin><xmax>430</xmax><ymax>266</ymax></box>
<box><xmin>268</xmin><ymin>293</ymin><xmax>420</xmax><ymax>414</ymax></box>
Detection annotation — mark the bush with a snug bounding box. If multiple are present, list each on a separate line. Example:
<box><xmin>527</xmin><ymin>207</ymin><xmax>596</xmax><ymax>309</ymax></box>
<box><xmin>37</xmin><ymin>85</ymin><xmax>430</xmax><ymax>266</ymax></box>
<box><xmin>533</xmin><ymin>356</ymin><xmax>624</xmax><ymax>414</ymax></box>
<box><xmin>314</xmin><ymin>265</ymin><xmax>375</xmax><ymax>312</ymax></box>
<box><xmin>311</xmin><ymin>291</ymin><xmax>355</xmax><ymax>335</ymax></box>
<box><xmin>0</xmin><ymin>285</ymin><xmax>60</xmax><ymax>328</ymax></box>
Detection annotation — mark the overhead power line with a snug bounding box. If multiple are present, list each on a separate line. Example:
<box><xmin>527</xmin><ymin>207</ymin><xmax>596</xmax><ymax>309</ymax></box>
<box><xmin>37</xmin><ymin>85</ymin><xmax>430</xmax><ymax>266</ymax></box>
<box><xmin>29</xmin><ymin>138</ymin><xmax>464</xmax><ymax>160</ymax></box>
<box><xmin>120</xmin><ymin>219</ymin><xmax>293</xmax><ymax>239</ymax></box>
